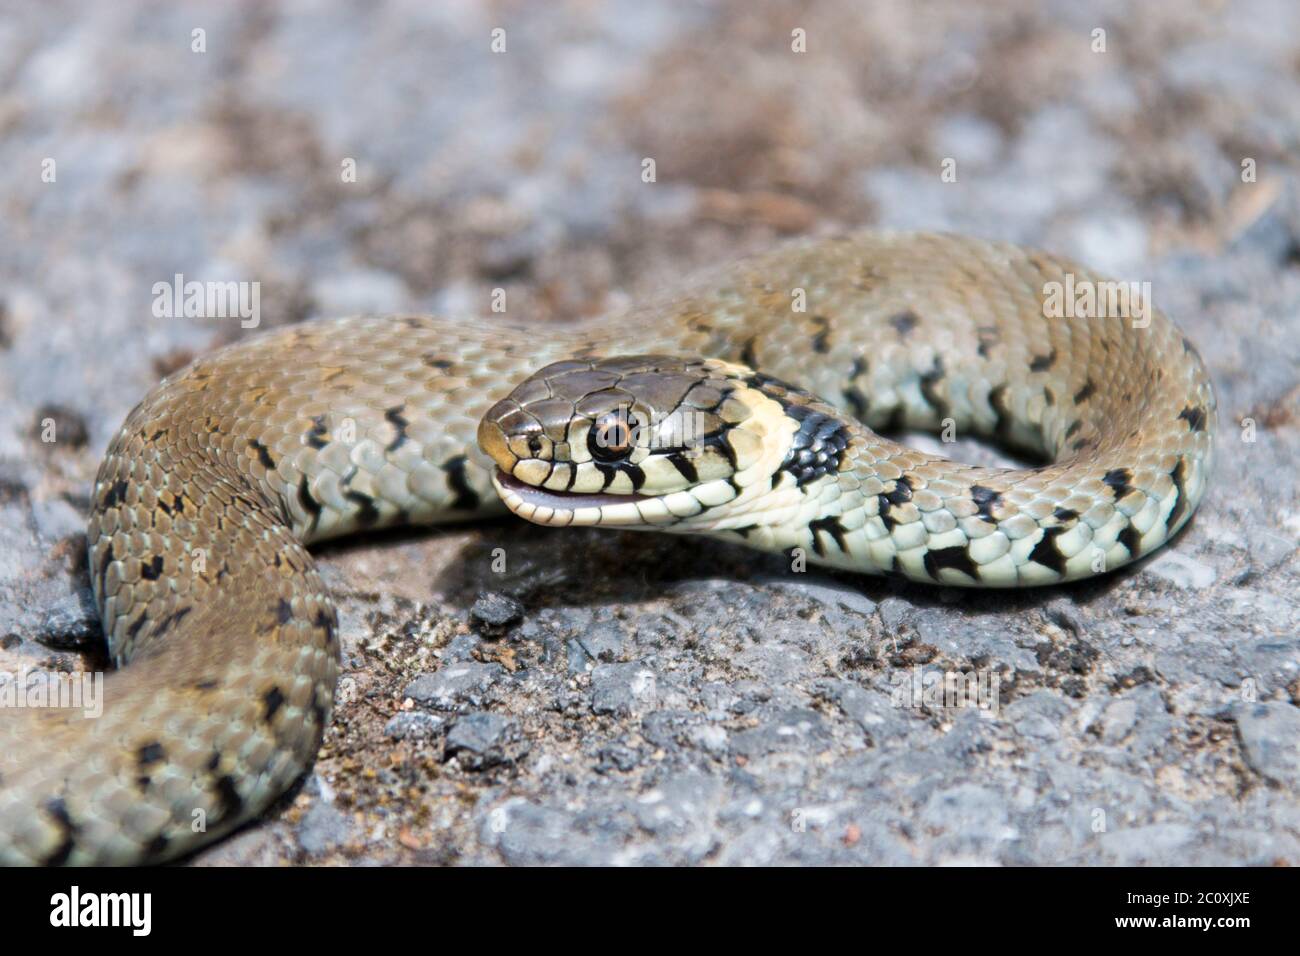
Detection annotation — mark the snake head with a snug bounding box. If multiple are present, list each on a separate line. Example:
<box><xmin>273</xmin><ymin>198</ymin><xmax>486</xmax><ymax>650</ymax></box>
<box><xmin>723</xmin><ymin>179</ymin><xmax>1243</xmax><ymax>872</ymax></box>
<box><xmin>477</xmin><ymin>355</ymin><xmax>798</xmax><ymax>528</ymax></box>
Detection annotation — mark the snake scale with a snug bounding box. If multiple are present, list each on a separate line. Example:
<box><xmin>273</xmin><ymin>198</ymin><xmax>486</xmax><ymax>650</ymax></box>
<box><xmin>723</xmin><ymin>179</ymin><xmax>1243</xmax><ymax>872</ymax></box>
<box><xmin>0</xmin><ymin>232</ymin><xmax>1214</xmax><ymax>864</ymax></box>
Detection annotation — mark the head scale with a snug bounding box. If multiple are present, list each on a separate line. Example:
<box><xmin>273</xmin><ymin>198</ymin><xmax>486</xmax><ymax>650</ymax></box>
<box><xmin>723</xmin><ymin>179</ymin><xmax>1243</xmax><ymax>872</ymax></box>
<box><xmin>477</xmin><ymin>355</ymin><xmax>796</xmax><ymax>529</ymax></box>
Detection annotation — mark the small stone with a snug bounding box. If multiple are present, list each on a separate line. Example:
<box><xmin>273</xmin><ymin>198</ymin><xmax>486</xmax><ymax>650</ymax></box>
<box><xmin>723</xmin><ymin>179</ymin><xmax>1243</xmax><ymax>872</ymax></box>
<box><xmin>878</xmin><ymin>597</ymin><xmax>912</xmax><ymax>631</ymax></box>
<box><xmin>296</xmin><ymin>802</ymin><xmax>351</xmax><ymax>855</ymax></box>
<box><xmin>577</xmin><ymin>622</ymin><xmax>624</xmax><ymax>662</ymax></box>
<box><xmin>1143</xmin><ymin>549</ymin><xmax>1216</xmax><ymax>589</ymax></box>
<box><xmin>403</xmin><ymin>662</ymin><xmax>505</xmax><ymax>710</ymax></box>
<box><xmin>1237</xmin><ymin>702</ymin><xmax>1300</xmax><ymax>790</ymax></box>
<box><xmin>37</xmin><ymin>590</ymin><xmax>100</xmax><ymax>649</ymax></box>
<box><xmin>591</xmin><ymin>662</ymin><xmax>659</xmax><ymax>716</ymax></box>
<box><xmin>446</xmin><ymin>711</ymin><xmax>520</xmax><ymax>769</ymax></box>
<box><xmin>470</xmin><ymin>591</ymin><xmax>525</xmax><ymax>634</ymax></box>
<box><xmin>595</xmin><ymin>742</ymin><xmax>641</xmax><ymax>773</ymax></box>
<box><xmin>384</xmin><ymin>712</ymin><xmax>446</xmax><ymax>740</ymax></box>
<box><xmin>1100</xmin><ymin>698</ymin><xmax>1138</xmax><ymax>744</ymax></box>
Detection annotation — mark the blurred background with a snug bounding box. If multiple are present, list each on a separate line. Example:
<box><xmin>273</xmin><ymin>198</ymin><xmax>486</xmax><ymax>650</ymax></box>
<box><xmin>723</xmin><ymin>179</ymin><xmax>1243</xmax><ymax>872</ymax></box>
<box><xmin>0</xmin><ymin>1</ymin><xmax>1297</xmax><ymax>865</ymax></box>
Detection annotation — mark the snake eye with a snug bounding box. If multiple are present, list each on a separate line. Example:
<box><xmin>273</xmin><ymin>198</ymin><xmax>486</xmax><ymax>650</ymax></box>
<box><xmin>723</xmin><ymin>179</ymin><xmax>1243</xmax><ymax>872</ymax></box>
<box><xmin>589</xmin><ymin>410</ymin><xmax>637</xmax><ymax>462</ymax></box>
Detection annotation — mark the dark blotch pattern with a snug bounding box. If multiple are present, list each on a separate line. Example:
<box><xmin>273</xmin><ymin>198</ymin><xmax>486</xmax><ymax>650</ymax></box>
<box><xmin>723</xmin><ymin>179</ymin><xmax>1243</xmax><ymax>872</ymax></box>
<box><xmin>1166</xmin><ymin>457</ymin><xmax>1189</xmax><ymax>532</ymax></box>
<box><xmin>877</xmin><ymin>475</ymin><xmax>913</xmax><ymax>531</ymax></box>
<box><xmin>1027</xmin><ymin>526</ymin><xmax>1067</xmax><ymax>576</ymax></box>
<box><xmin>442</xmin><ymin>455</ymin><xmax>481</xmax><ymax>511</ymax></box>
<box><xmin>1102</xmin><ymin>468</ymin><xmax>1134</xmax><ymax>501</ymax></box>
<box><xmin>969</xmin><ymin>484</ymin><xmax>1001</xmax><ymax>523</ymax></box>
<box><xmin>263</xmin><ymin>686</ymin><xmax>285</xmax><ymax>723</ymax></box>
<box><xmin>923</xmin><ymin>545</ymin><xmax>979</xmax><ymax>581</ymax></box>
<box><xmin>808</xmin><ymin>515</ymin><xmax>849</xmax><ymax>557</ymax></box>
<box><xmin>889</xmin><ymin>311</ymin><xmax>918</xmax><ymax>337</ymax></box>
<box><xmin>141</xmin><ymin>554</ymin><xmax>164</xmax><ymax>581</ymax></box>
<box><xmin>779</xmin><ymin>404</ymin><xmax>851</xmax><ymax>487</ymax></box>
<box><xmin>1178</xmin><ymin>405</ymin><xmax>1207</xmax><ymax>432</ymax></box>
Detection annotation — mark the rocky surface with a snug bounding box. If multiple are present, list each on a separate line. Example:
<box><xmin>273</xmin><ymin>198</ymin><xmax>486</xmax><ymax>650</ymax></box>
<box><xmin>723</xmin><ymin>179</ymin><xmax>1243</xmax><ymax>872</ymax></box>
<box><xmin>0</xmin><ymin>0</ymin><xmax>1297</xmax><ymax>865</ymax></box>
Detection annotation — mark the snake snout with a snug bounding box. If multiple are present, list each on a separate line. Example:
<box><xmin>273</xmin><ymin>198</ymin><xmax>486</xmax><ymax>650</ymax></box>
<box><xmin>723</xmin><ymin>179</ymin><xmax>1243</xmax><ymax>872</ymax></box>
<box><xmin>476</xmin><ymin>404</ymin><xmax>518</xmax><ymax>474</ymax></box>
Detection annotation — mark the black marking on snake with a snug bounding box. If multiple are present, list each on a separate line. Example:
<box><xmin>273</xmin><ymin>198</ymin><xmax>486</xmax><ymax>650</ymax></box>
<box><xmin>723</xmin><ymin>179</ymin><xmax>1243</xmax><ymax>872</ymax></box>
<box><xmin>138</xmin><ymin>742</ymin><xmax>165</xmax><ymax>767</ymax></box>
<box><xmin>344</xmin><ymin>490</ymin><xmax>380</xmax><ymax>526</ymax></box>
<box><xmin>668</xmin><ymin>452</ymin><xmax>698</xmax><ymax>484</ymax></box>
<box><xmin>102</xmin><ymin>477</ymin><xmax>129</xmax><ymax>509</ymax></box>
<box><xmin>1118</xmin><ymin>523</ymin><xmax>1140</xmax><ymax>556</ymax></box>
<box><xmin>1053</xmin><ymin>507</ymin><xmax>1078</xmax><ymax>522</ymax></box>
<box><xmin>732</xmin><ymin>524</ymin><xmax>757</xmax><ymax>539</ymax></box>
<box><xmin>924</xmin><ymin>545</ymin><xmax>979</xmax><ymax>582</ymax></box>
<box><xmin>276</xmin><ymin>597</ymin><xmax>293</xmax><ymax>625</ymax></box>
<box><xmin>1028</xmin><ymin>526</ymin><xmax>1067</xmax><ymax>576</ymax></box>
<box><xmin>740</xmin><ymin>336</ymin><xmax>759</xmax><ymax>369</ymax></box>
<box><xmin>1166</xmin><ymin>457</ymin><xmax>1189</xmax><ymax>532</ymax></box>
<box><xmin>97</xmin><ymin>540</ymin><xmax>115</xmax><ymax>587</ymax></box>
<box><xmin>127</xmin><ymin>614</ymin><xmax>148</xmax><ymax>642</ymax></box>
<box><xmin>141</xmin><ymin>554</ymin><xmax>164</xmax><ymax>581</ymax></box>
<box><xmin>976</xmin><ymin>326</ymin><xmax>1000</xmax><ymax>358</ymax></box>
<box><xmin>1029</xmin><ymin>349</ymin><xmax>1057</xmax><ymax>372</ymax></box>
<box><xmin>1102</xmin><ymin>468</ymin><xmax>1134</xmax><ymax>501</ymax></box>
<box><xmin>593</xmin><ymin>461</ymin><xmax>619</xmax><ymax>491</ymax></box>
<box><xmin>881</xmin><ymin>404</ymin><xmax>907</xmax><ymax>435</ymax></box>
<box><xmin>810</xmin><ymin>315</ymin><xmax>831</xmax><ymax>353</ymax></box>
<box><xmin>988</xmin><ymin>384</ymin><xmax>1014</xmax><ymax>441</ymax></box>
<box><xmin>248</xmin><ymin>438</ymin><xmax>276</xmax><ymax>470</ymax></box>
<box><xmin>263</xmin><ymin>686</ymin><xmax>285</xmax><ymax>723</ymax></box>
<box><xmin>194</xmin><ymin>678</ymin><xmax>220</xmax><ymax>691</ymax></box>
<box><xmin>1073</xmin><ymin>379</ymin><xmax>1096</xmax><ymax>404</ymax></box>
<box><xmin>443</xmin><ymin>455</ymin><xmax>480</xmax><ymax>511</ymax></box>
<box><xmin>970</xmin><ymin>484</ymin><xmax>1001</xmax><ymax>522</ymax></box>
<box><xmin>213</xmin><ymin>775</ymin><xmax>244</xmax><ymax>823</ymax></box>
<box><xmin>306</xmin><ymin>415</ymin><xmax>329</xmax><ymax>449</ymax></box>
<box><xmin>1178</xmin><ymin>405</ymin><xmax>1207</xmax><ymax>432</ymax></box>
<box><xmin>422</xmin><ymin>353</ymin><xmax>454</xmax><ymax>370</ymax></box>
<box><xmin>780</xmin><ymin>404</ymin><xmax>852</xmax><ymax>486</ymax></box>
<box><xmin>843</xmin><ymin>356</ymin><xmax>870</xmax><ymax>420</ymax></box>
<box><xmin>206</xmin><ymin>751</ymin><xmax>221</xmax><ymax>772</ymax></box>
<box><xmin>151</xmin><ymin>605</ymin><xmax>192</xmax><ymax>639</ymax></box>
<box><xmin>877</xmin><ymin>475</ymin><xmax>914</xmax><ymax>531</ymax></box>
<box><xmin>384</xmin><ymin>404</ymin><xmax>410</xmax><ymax>451</ymax></box>
<box><xmin>145</xmin><ymin>833</ymin><xmax>170</xmax><ymax>859</ymax></box>
<box><xmin>808</xmin><ymin>515</ymin><xmax>849</xmax><ymax>557</ymax></box>
<box><xmin>311</xmin><ymin>699</ymin><xmax>330</xmax><ymax>731</ymax></box>
<box><xmin>1071</xmin><ymin>438</ymin><xmax>1092</xmax><ymax>452</ymax></box>
<box><xmin>41</xmin><ymin>798</ymin><xmax>78</xmax><ymax>867</ymax></box>
<box><xmin>625</xmin><ymin>462</ymin><xmax>647</xmax><ymax>491</ymax></box>
<box><xmin>919</xmin><ymin>357</ymin><xmax>949</xmax><ymax>419</ymax></box>
<box><xmin>705</xmin><ymin>431</ymin><xmax>738</xmax><ymax>469</ymax></box>
<box><xmin>314</xmin><ymin>607</ymin><xmax>339</xmax><ymax>651</ymax></box>
<box><xmin>1044</xmin><ymin>387</ymin><xmax>1056</xmax><ymax>406</ymax></box>
<box><xmin>1065</xmin><ymin>421</ymin><xmax>1082</xmax><ymax>440</ymax></box>
<box><xmin>889</xmin><ymin>310</ymin><xmax>919</xmax><ymax>337</ymax></box>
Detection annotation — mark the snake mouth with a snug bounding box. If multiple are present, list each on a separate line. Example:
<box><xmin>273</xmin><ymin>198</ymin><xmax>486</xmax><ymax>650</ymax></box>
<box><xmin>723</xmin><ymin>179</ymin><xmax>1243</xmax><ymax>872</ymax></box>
<box><xmin>493</xmin><ymin>469</ymin><xmax>651</xmax><ymax>526</ymax></box>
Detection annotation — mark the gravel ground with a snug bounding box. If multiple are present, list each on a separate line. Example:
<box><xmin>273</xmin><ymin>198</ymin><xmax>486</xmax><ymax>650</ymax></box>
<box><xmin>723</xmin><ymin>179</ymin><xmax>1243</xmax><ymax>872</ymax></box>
<box><xmin>1</xmin><ymin>0</ymin><xmax>1297</xmax><ymax>866</ymax></box>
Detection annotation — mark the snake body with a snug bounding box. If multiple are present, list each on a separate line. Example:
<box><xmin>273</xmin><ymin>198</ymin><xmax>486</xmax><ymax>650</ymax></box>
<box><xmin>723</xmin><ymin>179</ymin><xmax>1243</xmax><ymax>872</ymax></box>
<box><xmin>0</xmin><ymin>232</ymin><xmax>1214</xmax><ymax>864</ymax></box>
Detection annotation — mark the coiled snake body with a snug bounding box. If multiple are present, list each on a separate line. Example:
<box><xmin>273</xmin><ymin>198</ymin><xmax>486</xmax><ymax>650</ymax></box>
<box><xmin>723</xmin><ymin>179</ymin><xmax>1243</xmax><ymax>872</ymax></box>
<box><xmin>0</xmin><ymin>233</ymin><xmax>1215</xmax><ymax>864</ymax></box>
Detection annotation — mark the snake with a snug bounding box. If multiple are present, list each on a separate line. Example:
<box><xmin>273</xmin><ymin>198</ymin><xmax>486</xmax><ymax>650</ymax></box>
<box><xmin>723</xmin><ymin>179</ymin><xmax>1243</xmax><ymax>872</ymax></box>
<box><xmin>0</xmin><ymin>232</ymin><xmax>1215</xmax><ymax>864</ymax></box>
